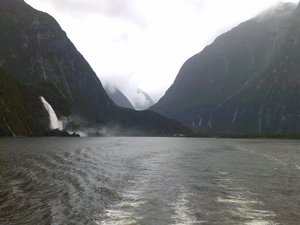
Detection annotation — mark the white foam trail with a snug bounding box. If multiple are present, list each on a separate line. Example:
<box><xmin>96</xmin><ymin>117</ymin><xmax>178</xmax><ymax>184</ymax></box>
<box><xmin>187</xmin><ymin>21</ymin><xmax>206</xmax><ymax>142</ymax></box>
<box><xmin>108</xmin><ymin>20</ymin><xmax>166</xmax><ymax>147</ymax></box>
<box><xmin>216</xmin><ymin>176</ymin><xmax>277</xmax><ymax>225</ymax></box>
<box><xmin>235</xmin><ymin>144</ymin><xmax>288</xmax><ymax>167</ymax></box>
<box><xmin>40</xmin><ymin>96</ymin><xmax>63</xmax><ymax>130</ymax></box>
<box><xmin>245</xmin><ymin>220</ymin><xmax>275</xmax><ymax>225</ymax></box>
<box><xmin>172</xmin><ymin>188</ymin><xmax>205</xmax><ymax>225</ymax></box>
<box><xmin>262</xmin><ymin>154</ymin><xmax>288</xmax><ymax>167</ymax></box>
<box><xmin>98</xmin><ymin>189</ymin><xmax>144</xmax><ymax>225</ymax></box>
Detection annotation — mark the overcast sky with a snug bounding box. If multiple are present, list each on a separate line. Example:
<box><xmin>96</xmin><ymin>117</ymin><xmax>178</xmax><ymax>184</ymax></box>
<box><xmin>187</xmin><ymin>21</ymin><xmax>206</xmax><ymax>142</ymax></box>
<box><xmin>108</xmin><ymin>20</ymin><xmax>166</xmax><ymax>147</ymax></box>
<box><xmin>24</xmin><ymin>0</ymin><xmax>298</xmax><ymax>107</ymax></box>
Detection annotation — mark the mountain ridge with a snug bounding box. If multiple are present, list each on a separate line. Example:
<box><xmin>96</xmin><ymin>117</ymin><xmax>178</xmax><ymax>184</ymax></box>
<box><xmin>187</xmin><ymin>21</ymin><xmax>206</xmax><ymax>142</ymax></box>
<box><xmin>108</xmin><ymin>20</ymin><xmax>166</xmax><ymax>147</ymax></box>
<box><xmin>151</xmin><ymin>2</ymin><xmax>300</xmax><ymax>135</ymax></box>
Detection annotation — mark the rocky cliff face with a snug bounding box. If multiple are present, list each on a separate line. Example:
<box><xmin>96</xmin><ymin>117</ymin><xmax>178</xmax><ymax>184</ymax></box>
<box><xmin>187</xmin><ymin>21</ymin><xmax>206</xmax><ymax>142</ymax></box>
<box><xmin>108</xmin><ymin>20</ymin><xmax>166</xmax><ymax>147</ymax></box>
<box><xmin>0</xmin><ymin>69</ymin><xmax>48</xmax><ymax>136</ymax></box>
<box><xmin>151</xmin><ymin>2</ymin><xmax>300</xmax><ymax>135</ymax></box>
<box><xmin>0</xmin><ymin>0</ymin><xmax>190</xmax><ymax>136</ymax></box>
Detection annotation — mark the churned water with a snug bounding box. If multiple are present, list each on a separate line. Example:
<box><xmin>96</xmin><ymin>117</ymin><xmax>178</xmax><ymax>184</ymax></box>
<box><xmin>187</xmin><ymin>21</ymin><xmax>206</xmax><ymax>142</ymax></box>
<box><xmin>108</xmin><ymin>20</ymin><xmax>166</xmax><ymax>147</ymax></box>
<box><xmin>0</xmin><ymin>137</ymin><xmax>299</xmax><ymax>225</ymax></box>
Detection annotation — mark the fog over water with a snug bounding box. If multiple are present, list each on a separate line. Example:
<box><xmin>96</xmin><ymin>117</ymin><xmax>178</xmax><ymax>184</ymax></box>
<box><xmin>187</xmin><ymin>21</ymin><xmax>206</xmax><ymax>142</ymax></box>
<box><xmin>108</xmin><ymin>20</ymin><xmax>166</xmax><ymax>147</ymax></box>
<box><xmin>0</xmin><ymin>137</ymin><xmax>299</xmax><ymax>224</ymax></box>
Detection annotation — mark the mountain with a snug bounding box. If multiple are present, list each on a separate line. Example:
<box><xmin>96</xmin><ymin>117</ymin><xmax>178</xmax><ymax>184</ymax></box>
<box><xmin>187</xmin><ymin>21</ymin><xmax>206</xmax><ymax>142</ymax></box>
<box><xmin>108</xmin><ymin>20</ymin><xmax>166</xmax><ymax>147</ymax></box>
<box><xmin>135</xmin><ymin>89</ymin><xmax>155</xmax><ymax>110</ymax></box>
<box><xmin>0</xmin><ymin>0</ymin><xmax>190</xmax><ymax>136</ymax></box>
<box><xmin>0</xmin><ymin>0</ymin><xmax>112</xmax><ymax>124</ymax></box>
<box><xmin>151</xmin><ymin>2</ymin><xmax>300</xmax><ymax>136</ymax></box>
<box><xmin>0</xmin><ymin>69</ymin><xmax>50</xmax><ymax>136</ymax></box>
<box><xmin>0</xmin><ymin>68</ymin><xmax>73</xmax><ymax>136</ymax></box>
<box><xmin>105</xmin><ymin>86</ymin><xmax>134</xmax><ymax>109</ymax></box>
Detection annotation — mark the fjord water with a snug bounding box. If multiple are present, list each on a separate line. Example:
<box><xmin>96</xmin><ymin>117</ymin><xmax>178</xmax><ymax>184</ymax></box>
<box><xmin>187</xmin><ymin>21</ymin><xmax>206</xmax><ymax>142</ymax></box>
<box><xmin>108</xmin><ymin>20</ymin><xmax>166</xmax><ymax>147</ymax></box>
<box><xmin>0</xmin><ymin>138</ymin><xmax>299</xmax><ymax>225</ymax></box>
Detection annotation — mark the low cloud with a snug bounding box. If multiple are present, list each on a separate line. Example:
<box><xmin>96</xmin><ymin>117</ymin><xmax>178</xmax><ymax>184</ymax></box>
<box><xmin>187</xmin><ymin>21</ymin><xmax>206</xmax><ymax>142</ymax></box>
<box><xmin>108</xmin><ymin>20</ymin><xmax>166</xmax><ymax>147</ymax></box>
<box><xmin>29</xmin><ymin>0</ymin><xmax>147</xmax><ymax>28</ymax></box>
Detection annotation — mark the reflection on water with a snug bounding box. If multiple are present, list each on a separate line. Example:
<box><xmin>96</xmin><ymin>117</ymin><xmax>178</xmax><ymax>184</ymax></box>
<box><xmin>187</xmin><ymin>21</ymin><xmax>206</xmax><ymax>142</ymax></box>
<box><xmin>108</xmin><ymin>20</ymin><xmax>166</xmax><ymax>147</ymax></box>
<box><xmin>0</xmin><ymin>137</ymin><xmax>299</xmax><ymax>225</ymax></box>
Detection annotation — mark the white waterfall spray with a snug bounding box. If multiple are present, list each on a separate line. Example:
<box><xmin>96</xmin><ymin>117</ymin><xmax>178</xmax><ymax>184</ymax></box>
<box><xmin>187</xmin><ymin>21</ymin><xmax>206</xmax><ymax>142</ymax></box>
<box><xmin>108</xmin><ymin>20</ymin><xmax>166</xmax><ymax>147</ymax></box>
<box><xmin>40</xmin><ymin>96</ymin><xmax>63</xmax><ymax>130</ymax></box>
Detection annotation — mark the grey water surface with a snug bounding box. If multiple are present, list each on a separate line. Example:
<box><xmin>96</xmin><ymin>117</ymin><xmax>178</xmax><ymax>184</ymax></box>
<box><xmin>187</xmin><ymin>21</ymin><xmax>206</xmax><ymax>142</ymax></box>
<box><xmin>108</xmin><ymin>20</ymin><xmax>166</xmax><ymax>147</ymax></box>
<box><xmin>0</xmin><ymin>137</ymin><xmax>299</xmax><ymax>225</ymax></box>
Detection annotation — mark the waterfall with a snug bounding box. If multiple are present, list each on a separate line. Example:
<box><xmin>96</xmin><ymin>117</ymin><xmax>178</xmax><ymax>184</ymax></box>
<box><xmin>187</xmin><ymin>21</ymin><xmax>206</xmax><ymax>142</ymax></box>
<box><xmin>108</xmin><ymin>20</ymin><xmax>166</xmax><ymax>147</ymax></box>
<box><xmin>40</xmin><ymin>96</ymin><xmax>63</xmax><ymax>130</ymax></box>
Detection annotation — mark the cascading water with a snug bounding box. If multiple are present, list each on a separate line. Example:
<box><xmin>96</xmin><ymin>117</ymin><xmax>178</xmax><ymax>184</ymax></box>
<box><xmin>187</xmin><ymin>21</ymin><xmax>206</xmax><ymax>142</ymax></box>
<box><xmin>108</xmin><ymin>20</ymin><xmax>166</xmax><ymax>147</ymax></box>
<box><xmin>40</xmin><ymin>96</ymin><xmax>63</xmax><ymax>130</ymax></box>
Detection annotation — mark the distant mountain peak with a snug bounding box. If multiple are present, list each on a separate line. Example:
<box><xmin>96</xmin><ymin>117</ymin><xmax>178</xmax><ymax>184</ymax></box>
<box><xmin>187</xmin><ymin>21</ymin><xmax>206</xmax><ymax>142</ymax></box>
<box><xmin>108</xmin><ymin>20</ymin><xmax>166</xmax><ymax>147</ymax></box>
<box><xmin>105</xmin><ymin>86</ymin><xmax>134</xmax><ymax>109</ymax></box>
<box><xmin>135</xmin><ymin>89</ymin><xmax>154</xmax><ymax>110</ymax></box>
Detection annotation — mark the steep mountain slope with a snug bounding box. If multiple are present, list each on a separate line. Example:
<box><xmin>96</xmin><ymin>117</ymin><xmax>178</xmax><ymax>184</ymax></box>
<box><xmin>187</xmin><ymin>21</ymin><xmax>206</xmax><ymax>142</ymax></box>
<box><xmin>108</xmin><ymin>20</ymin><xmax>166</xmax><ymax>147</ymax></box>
<box><xmin>151</xmin><ymin>2</ymin><xmax>300</xmax><ymax>135</ymax></box>
<box><xmin>0</xmin><ymin>0</ymin><xmax>113</xmax><ymax>124</ymax></box>
<box><xmin>0</xmin><ymin>0</ymin><xmax>190</xmax><ymax>136</ymax></box>
<box><xmin>0</xmin><ymin>69</ymin><xmax>48</xmax><ymax>136</ymax></box>
<box><xmin>105</xmin><ymin>87</ymin><xmax>134</xmax><ymax>109</ymax></box>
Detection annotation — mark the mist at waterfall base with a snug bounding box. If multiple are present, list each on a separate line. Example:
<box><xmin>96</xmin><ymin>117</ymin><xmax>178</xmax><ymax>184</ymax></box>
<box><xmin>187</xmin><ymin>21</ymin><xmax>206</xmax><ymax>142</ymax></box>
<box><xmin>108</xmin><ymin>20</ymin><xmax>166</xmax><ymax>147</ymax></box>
<box><xmin>39</xmin><ymin>96</ymin><xmax>144</xmax><ymax>137</ymax></box>
<box><xmin>72</xmin><ymin>123</ymin><xmax>151</xmax><ymax>137</ymax></box>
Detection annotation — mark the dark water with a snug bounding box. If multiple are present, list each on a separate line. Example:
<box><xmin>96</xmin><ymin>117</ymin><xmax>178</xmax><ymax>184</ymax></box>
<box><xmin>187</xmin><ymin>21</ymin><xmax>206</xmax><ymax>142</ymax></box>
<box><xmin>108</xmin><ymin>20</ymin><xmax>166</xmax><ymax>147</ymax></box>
<box><xmin>0</xmin><ymin>138</ymin><xmax>299</xmax><ymax>225</ymax></box>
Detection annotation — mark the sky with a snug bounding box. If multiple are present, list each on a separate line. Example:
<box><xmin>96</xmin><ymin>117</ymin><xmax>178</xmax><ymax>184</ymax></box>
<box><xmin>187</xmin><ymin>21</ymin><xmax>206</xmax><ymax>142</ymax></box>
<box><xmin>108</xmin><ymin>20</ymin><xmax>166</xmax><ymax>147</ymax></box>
<box><xmin>24</xmin><ymin>0</ymin><xmax>298</xmax><ymax>108</ymax></box>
